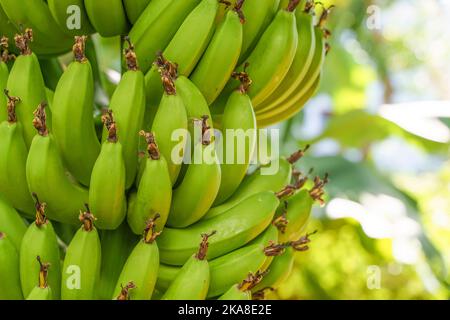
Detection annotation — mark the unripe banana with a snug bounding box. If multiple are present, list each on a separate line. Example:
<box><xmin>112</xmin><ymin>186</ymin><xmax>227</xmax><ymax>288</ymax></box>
<box><xmin>90</xmin><ymin>110</ymin><xmax>127</xmax><ymax>230</ymax></box>
<box><xmin>6</xmin><ymin>30</ymin><xmax>49</xmax><ymax>149</ymax></box>
<box><xmin>219</xmin><ymin>271</ymin><xmax>266</xmax><ymax>300</ymax></box>
<box><xmin>0</xmin><ymin>7</ymin><xmax>17</xmax><ymax>52</ymax></box>
<box><xmin>123</xmin><ymin>0</ymin><xmax>151</xmax><ymax>24</ymax></box>
<box><xmin>26</xmin><ymin>256</ymin><xmax>53</xmax><ymax>300</ymax></box>
<box><xmin>0</xmin><ymin>194</ymin><xmax>27</xmax><ymax>250</ymax></box>
<box><xmin>161</xmin><ymin>232</ymin><xmax>214</xmax><ymax>300</ymax></box>
<box><xmin>0</xmin><ymin>38</ymin><xmax>11</xmax><ymax>122</ymax></box>
<box><xmin>127</xmin><ymin>132</ymin><xmax>172</xmax><ymax>234</ymax></box>
<box><xmin>84</xmin><ymin>0</ymin><xmax>129</xmax><ymax>37</ymax></box>
<box><xmin>20</xmin><ymin>195</ymin><xmax>61</xmax><ymax>299</ymax></box>
<box><xmin>26</xmin><ymin>103</ymin><xmax>89</xmax><ymax>225</ymax></box>
<box><xmin>158</xmin><ymin>191</ymin><xmax>280</xmax><ymax>265</ymax></box>
<box><xmin>113</xmin><ymin>216</ymin><xmax>160</xmax><ymax>300</ymax></box>
<box><xmin>102</xmin><ymin>40</ymin><xmax>145</xmax><ymax>189</ymax></box>
<box><xmin>0</xmin><ymin>232</ymin><xmax>23</xmax><ymax>299</ymax></box>
<box><xmin>52</xmin><ymin>36</ymin><xmax>100</xmax><ymax>187</ymax></box>
<box><xmin>190</xmin><ymin>5</ymin><xmax>244</xmax><ymax>105</ymax></box>
<box><xmin>47</xmin><ymin>0</ymin><xmax>95</xmax><ymax>36</ymax></box>
<box><xmin>61</xmin><ymin>208</ymin><xmax>101</xmax><ymax>300</ymax></box>
<box><xmin>0</xmin><ymin>90</ymin><xmax>36</xmax><ymax>217</ymax></box>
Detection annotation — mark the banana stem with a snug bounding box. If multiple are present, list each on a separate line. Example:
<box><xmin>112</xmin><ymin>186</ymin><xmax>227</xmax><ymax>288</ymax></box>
<box><xmin>155</xmin><ymin>53</ymin><xmax>178</xmax><ymax>95</ymax></box>
<box><xmin>14</xmin><ymin>29</ymin><xmax>33</xmax><ymax>56</ymax></box>
<box><xmin>0</xmin><ymin>36</ymin><xmax>15</xmax><ymax>62</ymax></box>
<box><xmin>143</xmin><ymin>213</ymin><xmax>161</xmax><ymax>244</ymax></box>
<box><xmin>253</xmin><ymin>287</ymin><xmax>274</xmax><ymax>300</ymax></box>
<box><xmin>32</xmin><ymin>102</ymin><xmax>49</xmax><ymax>137</ymax></box>
<box><xmin>139</xmin><ymin>130</ymin><xmax>161</xmax><ymax>160</ymax></box>
<box><xmin>309</xmin><ymin>173</ymin><xmax>329</xmax><ymax>205</ymax></box>
<box><xmin>73</xmin><ymin>36</ymin><xmax>88</xmax><ymax>63</ymax></box>
<box><xmin>286</xmin><ymin>0</ymin><xmax>301</xmax><ymax>12</ymax></box>
<box><xmin>123</xmin><ymin>36</ymin><xmax>139</xmax><ymax>71</ymax></box>
<box><xmin>3</xmin><ymin>89</ymin><xmax>20</xmax><ymax>123</ymax></box>
<box><xmin>195</xmin><ymin>231</ymin><xmax>217</xmax><ymax>261</ymax></box>
<box><xmin>272</xmin><ymin>202</ymin><xmax>289</xmax><ymax>233</ymax></box>
<box><xmin>194</xmin><ymin>115</ymin><xmax>212</xmax><ymax>146</ymax></box>
<box><xmin>287</xmin><ymin>144</ymin><xmax>310</xmax><ymax>164</ymax></box>
<box><xmin>79</xmin><ymin>204</ymin><xmax>96</xmax><ymax>232</ymax></box>
<box><xmin>32</xmin><ymin>193</ymin><xmax>48</xmax><ymax>227</ymax></box>
<box><xmin>289</xmin><ymin>230</ymin><xmax>317</xmax><ymax>251</ymax></box>
<box><xmin>304</xmin><ymin>0</ymin><xmax>315</xmax><ymax>14</ymax></box>
<box><xmin>238</xmin><ymin>270</ymin><xmax>268</xmax><ymax>292</ymax></box>
<box><xmin>231</xmin><ymin>63</ymin><xmax>253</xmax><ymax>94</ymax></box>
<box><xmin>101</xmin><ymin>109</ymin><xmax>118</xmax><ymax>143</ymax></box>
<box><xmin>116</xmin><ymin>282</ymin><xmax>136</xmax><ymax>300</ymax></box>
<box><xmin>37</xmin><ymin>256</ymin><xmax>50</xmax><ymax>289</ymax></box>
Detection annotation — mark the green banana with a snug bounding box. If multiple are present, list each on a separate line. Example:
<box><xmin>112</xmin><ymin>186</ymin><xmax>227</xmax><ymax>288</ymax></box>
<box><xmin>213</xmin><ymin>72</ymin><xmax>256</xmax><ymax>205</ymax></box>
<box><xmin>52</xmin><ymin>36</ymin><xmax>101</xmax><ymax>187</ymax></box>
<box><xmin>113</xmin><ymin>216</ymin><xmax>160</xmax><ymax>300</ymax></box>
<box><xmin>129</xmin><ymin>0</ymin><xmax>201</xmax><ymax>73</ymax></box>
<box><xmin>127</xmin><ymin>131</ymin><xmax>172</xmax><ymax>234</ymax></box>
<box><xmin>38</xmin><ymin>58</ymin><xmax>63</xmax><ymax>92</ymax></box>
<box><xmin>0</xmin><ymin>232</ymin><xmax>23</xmax><ymax>299</ymax></box>
<box><xmin>48</xmin><ymin>0</ymin><xmax>95</xmax><ymax>36</ymax></box>
<box><xmin>150</xmin><ymin>68</ymin><xmax>188</xmax><ymax>185</ymax></box>
<box><xmin>26</xmin><ymin>103</ymin><xmax>89</xmax><ymax>225</ymax></box>
<box><xmin>0</xmin><ymin>37</ymin><xmax>13</xmax><ymax>122</ymax></box>
<box><xmin>190</xmin><ymin>5</ymin><xmax>244</xmax><ymax>105</ymax></box>
<box><xmin>103</xmin><ymin>40</ymin><xmax>145</xmax><ymax>189</ymax></box>
<box><xmin>0</xmin><ymin>194</ymin><xmax>27</xmax><ymax>250</ymax></box>
<box><xmin>219</xmin><ymin>271</ymin><xmax>265</xmax><ymax>300</ymax></box>
<box><xmin>61</xmin><ymin>208</ymin><xmax>102</xmax><ymax>300</ymax></box>
<box><xmin>26</xmin><ymin>256</ymin><xmax>53</xmax><ymax>300</ymax></box>
<box><xmin>161</xmin><ymin>232</ymin><xmax>214</xmax><ymax>300</ymax></box>
<box><xmin>84</xmin><ymin>0</ymin><xmax>129</xmax><ymax>37</ymax></box>
<box><xmin>6</xmin><ymin>30</ymin><xmax>49</xmax><ymax>149</ymax></box>
<box><xmin>0</xmin><ymin>7</ymin><xmax>17</xmax><ymax>52</ymax></box>
<box><xmin>90</xmin><ymin>111</ymin><xmax>126</xmax><ymax>230</ymax></box>
<box><xmin>158</xmin><ymin>191</ymin><xmax>280</xmax><ymax>265</ymax></box>
<box><xmin>20</xmin><ymin>195</ymin><xmax>61</xmax><ymax>299</ymax></box>
<box><xmin>123</xmin><ymin>0</ymin><xmax>151</xmax><ymax>24</ymax></box>
<box><xmin>0</xmin><ymin>90</ymin><xmax>36</xmax><ymax>216</ymax></box>
<box><xmin>97</xmin><ymin>222</ymin><xmax>138</xmax><ymax>300</ymax></box>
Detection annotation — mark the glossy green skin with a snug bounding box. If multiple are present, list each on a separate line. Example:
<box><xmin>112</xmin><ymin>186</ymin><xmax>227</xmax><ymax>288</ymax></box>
<box><xmin>39</xmin><ymin>58</ymin><xmax>63</xmax><ymax>92</ymax></box>
<box><xmin>123</xmin><ymin>0</ymin><xmax>151</xmax><ymax>24</ymax></box>
<box><xmin>168</xmin><ymin>145</ymin><xmax>221</xmax><ymax>228</ymax></box>
<box><xmin>161</xmin><ymin>255</ymin><xmax>209</xmax><ymax>300</ymax></box>
<box><xmin>0</xmin><ymin>195</ymin><xmax>27</xmax><ymax>250</ymax></box>
<box><xmin>97</xmin><ymin>222</ymin><xmax>138</xmax><ymax>300</ymax></box>
<box><xmin>278</xmin><ymin>189</ymin><xmax>313</xmax><ymax>242</ymax></box>
<box><xmin>113</xmin><ymin>239</ymin><xmax>159</xmax><ymax>300</ymax></box>
<box><xmin>20</xmin><ymin>221</ymin><xmax>61</xmax><ymax>299</ymax></box>
<box><xmin>219</xmin><ymin>285</ymin><xmax>251</xmax><ymax>300</ymax></box>
<box><xmin>130</xmin><ymin>0</ymin><xmax>201</xmax><ymax>72</ymax></box>
<box><xmin>0</xmin><ymin>121</ymin><xmax>36</xmax><ymax>217</ymax></box>
<box><xmin>190</xmin><ymin>10</ymin><xmax>243</xmax><ymax>105</ymax></box>
<box><xmin>214</xmin><ymin>91</ymin><xmax>256</xmax><ymax>205</ymax></box>
<box><xmin>52</xmin><ymin>58</ymin><xmax>100</xmax><ymax>187</ymax></box>
<box><xmin>158</xmin><ymin>191</ymin><xmax>279</xmax><ymax>265</ymax></box>
<box><xmin>203</xmin><ymin>157</ymin><xmax>292</xmax><ymax>220</ymax></box>
<box><xmin>7</xmin><ymin>53</ymin><xmax>49</xmax><ymax>149</ymax></box>
<box><xmin>102</xmin><ymin>70</ymin><xmax>145</xmax><ymax>189</ymax></box>
<box><xmin>61</xmin><ymin>226</ymin><xmax>101</xmax><ymax>300</ymax></box>
<box><xmin>0</xmin><ymin>5</ymin><xmax>17</xmax><ymax>52</ymax></box>
<box><xmin>0</xmin><ymin>234</ymin><xmax>23</xmax><ymax>299</ymax></box>
<box><xmin>26</xmin><ymin>286</ymin><xmax>52</xmax><ymax>300</ymax></box>
<box><xmin>84</xmin><ymin>0</ymin><xmax>129</xmax><ymax>37</ymax></box>
<box><xmin>239</xmin><ymin>0</ymin><xmax>280</xmax><ymax>63</ymax></box>
<box><xmin>26</xmin><ymin>134</ymin><xmax>89</xmax><ymax>225</ymax></box>
<box><xmin>127</xmin><ymin>155</ymin><xmax>172</xmax><ymax>234</ymax></box>
<box><xmin>151</xmin><ymin>93</ymin><xmax>188</xmax><ymax>185</ymax></box>
<box><xmin>155</xmin><ymin>263</ymin><xmax>179</xmax><ymax>293</ymax></box>
<box><xmin>89</xmin><ymin>142</ymin><xmax>127</xmax><ymax>230</ymax></box>
<box><xmin>0</xmin><ymin>62</ymin><xmax>8</xmax><ymax>122</ymax></box>
<box><xmin>47</xmin><ymin>0</ymin><xmax>95</xmax><ymax>36</ymax></box>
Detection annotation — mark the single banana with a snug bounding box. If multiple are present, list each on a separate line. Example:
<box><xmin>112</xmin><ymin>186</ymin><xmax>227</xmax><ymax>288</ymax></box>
<box><xmin>0</xmin><ymin>232</ymin><xmax>23</xmax><ymax>299</ymax></box>
<box><xmin>113</xmin><ymin>216</ymin><xmax>160</xmax><ymax>300</ymax></box>
<box><xmin>161</xmin><ymin>232</ymin><xmax>214</xmax><ymax>300</ymax></box>
<box><xmin>158</xmin><ymin>191</ymin><xmax>280</xmax><ymax>265</ymax></box>
<box><xmin>0</xmin><ymin>90</ymin><xmax>36</xmax><ymax>217</ymax></box>
<box><xmin>47</xmin><ymin>0</ymin><xmax>95</xmax><ymax>36</ymax></box>
<box><xmin>20</xmin><ymin>195</ymin><xmax>61</xmax><ymax>299</ymax></box>
<box><xmin>84</xmin><ymin>0</ymin><xmax>129</xmax><ymax>37</ymax></box>
<box><xmin>213</xmin><ymin>71</ymin><xmax>256</xmax><ymax>205</ymax></box>
<box><xmin>102</xmin><ymin>40</ymin><xmax>145</xmax><ymax>189</ymax></box>
<box><xmin>61</xmin><ymin>209</ymin><xmax>101</xmax><ymax>300</ymax></box>
<box><xmin>6</xmin><ymin>30</ymin><xmax>49</xmax><ymax>149</ymax></box>
<box><xmin>26</xmin><ymin>256</ymin><xmax>53</xmax><ymax>300</ymax></box>
<box><xmin>127</xmin><ymin>131</ymin><xmax>172</xmax><ymax>234</ymax></box>
<box><xmin>52</xmin><ymin>36</ymin><xmax>100</xmax><ymax>186</ymax></box>
<box><xmin>123</xmin><ymin>0</ymin><xmax>151</xmax><ymax>24</ymax></box>
<box><xmin>0</xmin><ymin>194</ymin><xmax>27</xmax><ymax>250</ymax></box>
<box><xmin>90</xmin><ymin>110</ymin><xmax>127</xmax><ymax>230</ymax></box>
<box><xmin>26</xmin><ymin>103</ymin><xmax>89</xmax><ymax>225</ymax></box>
<box><xmin>190</xmin><ymin>4</ymin><xmax>244</xmax><ymax>105</ymax></box>
<box><xmin>218</xmin><ymin>271</ymin><xmax>266</xmax><ymax>300</ymax></box>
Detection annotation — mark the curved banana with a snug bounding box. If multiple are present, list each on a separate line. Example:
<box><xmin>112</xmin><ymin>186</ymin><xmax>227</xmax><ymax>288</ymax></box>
<box><xmin>52</xmin><ymin>36</ymin><xmax>100</xmax><ymax>187</ymax></box>
<box><xmin>0</xmin><ymin>90</ymin><xmax>36</xmax><ymax>217</ymax></box>
<box><xmin>158</xmin><ymin>191</ymin><xmax>280</xmax><ymax>265</ymax></box>
<box><xmin>113</xmin><ymin>216</ymin><xmax>160</xmax><ymax>300</ymax></box>
<box><xmin>90</xmin><ymin>110</ymin><xmax>126</xmax><ymax>230</ymax></box>
<box><xmin>213</xmin><ymin>72</ymin><xmax>256</xmax><ymax>205</ymax></box>
<box><xmin>61</xmin><ymin>209</ymin><xmax>101</xmax><ymax>300</ymax></box>
<box><xmin>6</xmin><ymin>30</ymin><xmax>49</xmax><ymax>149</ymax></box>
<box><xmin>84</xmin><ymin>0</ymin><xmax>129</xmax><ymax>37</ymax></box>
<box><xmin>47</xmin><ymin>0</ymin><xmax>95</xmax><ymax>36</ymax></box>
<box><xmin>161</xmin><ymin>232</ymin><xmax>214</xmax><ymax>300</ymax></box>
<box><xmin>26</xmin><ymin>103</ymin><xmax>89</xmax><ymax>225</ymax></box>
<box><xmin>0</xmin><ymin>194</ymin><xmax>27</xmax><ymax>250</ymax></box>
<box><xmin>190</xmin><ymin>4</ymin><xmax>243</xmax><ymax>105</ymax></box>
<box><xmin>127</xmin><ymin>132</ymin><xmax>172</xmax><ymax>234</ymax></box>
<box><xmin>26</xmin><ymin>256</ymin><xmax>53</xmax><ymax>300</ymax></box>
<box><xmin>0</xmin><ymin>232</ymin><xmax>23</xmax><ymax>299</ymax></box>
<box><xmin>20</xmin><ymin>195</ymin><xmax>61</xmax><ymax>299</ymax></box>
<box><xmin>123</xmin><ymin>0</ymin><xmax>151</xmax><ymax>24</ymax></box>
